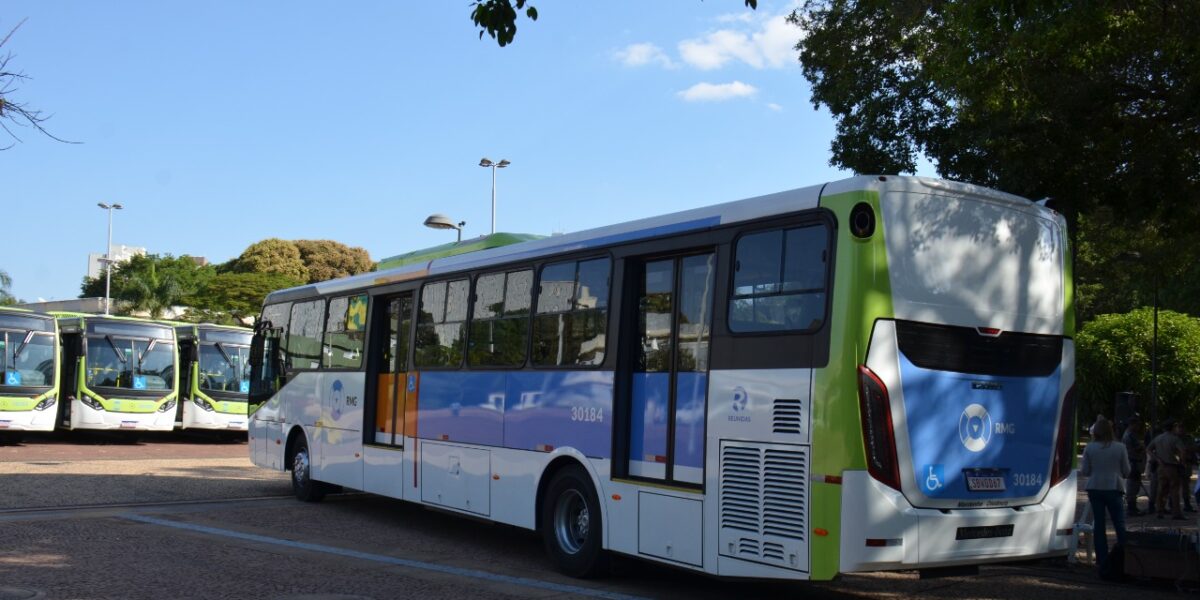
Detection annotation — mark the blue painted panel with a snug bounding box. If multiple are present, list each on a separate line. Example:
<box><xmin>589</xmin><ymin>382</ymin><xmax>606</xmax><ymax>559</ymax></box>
<box><xmin>416</xmin><ymin>372</ymin><xmax>505</xmax><ymax>447</ymax></box>
<box><xmin>899</xmin><ymin>352</ymin><xmax>1061</xmax><ymax>501</ymax></box>
<box><xmin>629</xmin><ymin>373</ymin><xmax>670</xmax><ymax>466</ymax></box>
<box><xmin>504</xmin><ymin>371</ymin><xmax>614</xmax><ymax>458</ymax></box>
<box><xmin>672</xmin><ymin>372</ymin><xmax>707</xmax><ymax>470</ymax></box>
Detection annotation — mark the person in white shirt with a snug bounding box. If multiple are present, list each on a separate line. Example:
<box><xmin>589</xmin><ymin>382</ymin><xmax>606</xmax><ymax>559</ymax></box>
<box><xmin>1081</xmin><ymin>416</ymin><xmax>1131</xmax><ymax>573</ymax></box>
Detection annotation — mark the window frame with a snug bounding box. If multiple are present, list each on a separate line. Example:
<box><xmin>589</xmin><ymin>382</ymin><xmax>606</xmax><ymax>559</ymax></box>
<box><xmin>413</xmin><ymin>277</ymin><xmax>471</xmax><ymax>370</ymax></box>
<box><xmin>530</xmin><ymin>254</ymin><xmax>613</xmax><ymax>370</ymax></box>
<box><xmin>726</xmin><ymin>221</ymin><xmax>832</xmax><ymax>336</ymax></box>
<box><xmin>285</xmin><ymin>298</ymin><xmax>328</xmax><ymax>372</ymax></box>
<box><xmin>466</xmin><ymin>268</ymin><xmax>534</xmax><ymax>369</ymax></box>
<box><xmin>322</xmin><ymin>293</ymin><xmax>369</xmax><ymax>371</ymax></box>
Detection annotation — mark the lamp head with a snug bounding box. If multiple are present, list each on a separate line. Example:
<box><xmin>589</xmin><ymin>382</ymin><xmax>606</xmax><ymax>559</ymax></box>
<box><xmin>496</xmin><ymin>159</ymin><xmax>510</xmax><ymax>168</ymax></box>
<box><xmin>424</xmin><ymin>214</ymin><xmax>461</xmax><ymax>231</ymax></box>
<box><xmin>479</xmin><ymin>158</ymin><xmax>493</xmax><ymax>167</ymax></box>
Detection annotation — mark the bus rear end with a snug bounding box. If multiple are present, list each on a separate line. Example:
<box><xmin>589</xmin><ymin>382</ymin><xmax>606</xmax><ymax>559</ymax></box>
<box><xmin>828</xmin><ymin>177</ymin><xmax>1075</xmax><ymax>573</ymax></box>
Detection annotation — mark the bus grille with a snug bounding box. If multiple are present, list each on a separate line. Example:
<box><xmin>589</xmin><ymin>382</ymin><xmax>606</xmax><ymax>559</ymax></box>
<box><xmin>896</xmin><ymin>320</ymin><xmax>1062</xmax><ymax>377</ymax></box>
<box><xmin>719</xmin><ymin>442</ymin><xmax>809</xmax><ymax>572</ymax></box>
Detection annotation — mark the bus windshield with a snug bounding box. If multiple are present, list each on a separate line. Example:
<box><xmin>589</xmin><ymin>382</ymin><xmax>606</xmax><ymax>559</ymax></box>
<box><xmin>0</xmin><ymin>330</ymin><xmax>56</xmax><ymax>387</ymax></box>
<box><xmin>86</xmin><ymin>335</ymin><xmax>175</xmax><ymax>391</ymax></box>
<box><xmin>198</xmin><ymin>342</ymin><xmax>250</xmax><ymax>394</ymax></box>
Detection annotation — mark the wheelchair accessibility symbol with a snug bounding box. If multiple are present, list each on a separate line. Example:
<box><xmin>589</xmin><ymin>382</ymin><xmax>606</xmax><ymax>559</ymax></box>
<box><xmin>923</xmin><ymin>464</ymin><xmax>945</xmax><ymax>493</ymax></box>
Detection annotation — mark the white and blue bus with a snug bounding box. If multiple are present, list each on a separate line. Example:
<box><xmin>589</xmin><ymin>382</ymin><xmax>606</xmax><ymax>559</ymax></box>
<box><xmin>0</xmin><ymin>307</ymin><xmax>60</xmax><ymax>438</ymax></box>
<box><xmin>176</xmin><ymin>323</ymin><xmax>252</xmax><ymax>431</ymax></box>
<box><xmin>248</xmin><ymin>176</ymin><xmax>1076</xmax><ymax>580</ymax></box>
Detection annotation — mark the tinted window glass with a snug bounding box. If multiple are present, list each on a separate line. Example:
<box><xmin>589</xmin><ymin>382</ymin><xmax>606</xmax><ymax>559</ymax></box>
<box><xmin>415</xmin><ymin>280</ymin><xmax>468</xmax><ymax>368</ymax></box>
<box><xmin>532</xmin><ymin>258</ymin><xmax>610</xmax><ymax>366</ymax></box>
<box><xmin>324</xmin><ymin>295</ymin><xmax>367</xmax><ymax>369</ymax></box>
<box><xmin>469</xmin><ymin>269</ymin><xmax>532</xmax><ymax>367</ymax></box>
<box><xmin>730</xmin><ymin>225</ymin><xmax>828</xmax><ymax>333</ymax></box>
<box><xmin>288</xmin><ymin>300</ymin><xmax>325</xmax><ymax>369</ymax></box>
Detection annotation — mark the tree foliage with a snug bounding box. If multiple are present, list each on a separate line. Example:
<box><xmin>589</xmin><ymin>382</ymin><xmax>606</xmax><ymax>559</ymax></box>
<box><xmin>231</xmin><ymin>238</ymin><xmax>309</xmax><ymax>282</ymax></box>
<box><xmin>0</xmin><ymin>268</ymin><xmax>16</xmax><ymax>306</ymax></box>
<box><xmin>293</xmin><ymin>239</ymin><xmax>374</xmax><ymax>283</ymax></box>
<box><xmin>80</xmin><ymin>254</ymin><xmax>215</xmax><ymax>316</ymax></box>
<box><xmin>185</xmin><ymin>272</ymin><xmax>303</xmax><ymax>324</ymax></box>
<box><xmin>1076</xmin><ymin>308</ymin><xmax>1200</xmax><ymax>431</ymax></box>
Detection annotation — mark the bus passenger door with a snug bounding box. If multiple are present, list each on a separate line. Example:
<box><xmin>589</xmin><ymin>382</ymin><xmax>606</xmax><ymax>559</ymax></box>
<box><xmin>371</xmin><ymin>293</ymin><xmax>414</xmax><ymax>447</ymax></box>
<box><xmin>622</xmin><ymin>252</ymin><xmax>716</xmax><ymax>487</ymax></box>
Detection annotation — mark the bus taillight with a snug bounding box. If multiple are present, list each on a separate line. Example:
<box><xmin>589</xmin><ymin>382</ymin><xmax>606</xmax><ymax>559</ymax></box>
<box><xmin>1049</xmin><ymin>385</ymin><xmax>1076</xmax><ymax>486</ymax></box>
<box><xmin>858</xmin><ymin>365</ymin><xmax>901</xmax><ymax>491</ymax></box>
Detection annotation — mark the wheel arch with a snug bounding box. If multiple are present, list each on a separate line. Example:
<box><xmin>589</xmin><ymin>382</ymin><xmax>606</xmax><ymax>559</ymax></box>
<box><xmin>283</xmin><ymin>424</ymin><xmax>307</xmax><ymax>472</ymax></box>
<box><xmin>534</xmin><ymin>451</ymin><xmax>606</xmax><ymax>541</ymax></box>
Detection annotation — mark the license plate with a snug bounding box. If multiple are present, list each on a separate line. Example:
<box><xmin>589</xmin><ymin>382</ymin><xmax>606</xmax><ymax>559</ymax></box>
<box><xmin>120</xmin><ymin>421</ymin><xmax>137</xmax><ymax>429</ymax></box>
<box><xmin>964</xmin><ymin>468</ymin><xmax>1007</xmax><ymax>491</ymax></box>
<box><xmin>227</xmin><ymin>422</ymin><xmax>244</xmax><ymax>429</ymax></box>
<box><xmin>956</xmin><ymin>524</ymin><xmax>1014</xmax><ymax>540</ymax></box>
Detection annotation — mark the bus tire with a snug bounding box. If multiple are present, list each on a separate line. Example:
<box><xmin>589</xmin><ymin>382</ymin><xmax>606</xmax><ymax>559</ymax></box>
<box><xmin>540</xmin><ymin>464</ymin><xmax>608</xmax><ymax>578</ymax></box>
<box><xmin>290</xmin><ymin>435</ymin><xmax>327</xmax><ymax>503</ymax></box>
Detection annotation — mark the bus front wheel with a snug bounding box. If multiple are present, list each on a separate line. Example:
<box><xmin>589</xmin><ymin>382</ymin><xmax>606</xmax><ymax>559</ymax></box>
<box><xmin>290</xmin><ymin>435</ymin><xmax>327</xmax><ymax>503</ymax></box>
<box><xmin>540</xmin><ymin>465</ymin><xmax>608</xmax><ymax>578</ymax></box>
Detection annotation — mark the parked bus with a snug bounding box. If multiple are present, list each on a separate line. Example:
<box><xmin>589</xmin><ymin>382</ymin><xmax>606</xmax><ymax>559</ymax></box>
<box><xmin>248</xmin><ymin>176</ymin><xmax>1076</xmax><ymax>581</ymax></box>
<box><xmin>176</xmin><ymin>323</ymin><xmax>252</xmax><ymax>431</ymax></box>
<box><xmin>0</xmin><ymin>307</ymin><xmax>60</xmax><ymax>438</ymax></box>
<box><xmin>56</xmin><ymin>313</ymin><xmax>179</xmax><ymax>431</ymax></box>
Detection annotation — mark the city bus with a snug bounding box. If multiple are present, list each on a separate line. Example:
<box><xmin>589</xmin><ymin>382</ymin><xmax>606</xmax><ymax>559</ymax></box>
<box><xmin>0</xmin><ymin>307</ymin><xmax>60</xmax><ymax>439</ymax></box>
<box><xmin>56</xmin><ymin>313</ymin><xmax>179</xmax><ymax>431</ymax></box>
<box><xmin>175</xmin><ymin>323</ymin><xmax>252</xmax><ymax>432</ymax></box>
<box><xmin>247</xmin><ymin>175</ymin><xmax>1076</xmax><ymax>581</ymax></box>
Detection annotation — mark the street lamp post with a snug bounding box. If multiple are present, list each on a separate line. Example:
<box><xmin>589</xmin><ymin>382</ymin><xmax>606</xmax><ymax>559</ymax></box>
<box><xmin>479</xmin><ymin>158</ymin><xmax>510</xmax><ymax>235</ymax></box>
<box><xmin>97</xmin><ymin>202</ymin><xmax>124</xmax><ymax>315</ymax></box>
<box><xmin>424</xmin><ymin>214</ymin><xmax>466</xmax><ymax>242</ymax></box>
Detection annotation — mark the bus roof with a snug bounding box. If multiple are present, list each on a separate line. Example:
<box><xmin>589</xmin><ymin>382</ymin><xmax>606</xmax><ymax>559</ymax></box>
<box><xmin>377</xmin><ymin>232</ymin><xmax>545</xmax><ymax>271</ymax></box>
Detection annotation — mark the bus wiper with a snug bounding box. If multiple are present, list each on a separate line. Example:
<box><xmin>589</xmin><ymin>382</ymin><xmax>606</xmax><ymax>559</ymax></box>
<box><xmin>138</xmin><ymin>339</ymin><xmax>158</xmax><ymax>366</ymax></box>
<box><xmin>214</xmin><ymin>342</ymin><xmax>236</xmax><ymax>371</ymax></box>
<box><xmin>106</xmin><ymin>335</ymin><xmax>128</xmax><ymax>364</ymax></box>
<box><xmin>12</xmin><ymin>331</ymin><xmax>34</xmax><ymax>362</ymax></box>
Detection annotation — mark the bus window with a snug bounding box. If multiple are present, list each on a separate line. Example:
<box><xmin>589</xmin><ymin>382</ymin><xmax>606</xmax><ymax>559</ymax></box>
<box><xmin>532</xmin><ymin>258</ymin><xmax>610</xmax><ymax>367</ymax></box>
<box><xmin>730</xmin><ymin>225</ymin><xmax>828</xmax><ymax>333</ymax></box>
<box><xmin>324</xmin><ymin>295</ymin><xmax>367</xmax><ymax>369</ymax></box>
<box><xmin>288</xmin><ymin>300</ymin><xmax>326</xmax><ymax>370</ymax></box>
<box><xmin>468</xmin><ymin>269</ymin><xmax>532</xmax><ymax>367</ymax></box>
<box><xmin>415</xmin><ymin>279</ymin><xmax>468</xmax><ymax>368</ymax></box>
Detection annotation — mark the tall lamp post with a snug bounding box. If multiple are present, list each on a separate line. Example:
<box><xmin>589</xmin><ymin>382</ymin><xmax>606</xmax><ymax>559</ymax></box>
<box><xmin>1120</xmin><ymin>251</ymin><xmax>1159</xmax><ymax>427</ymax></box>
<box><xmin>97</xmin><ymin>202</ymin><xmax>123</xmax><ymax>315</ymax></box>
<box><xmin>424</xmin><ymin>214</ymin><xmax>466</xmax><ymax>242</ymax></box>
<box><xmin>478</xmin><ymin>158</ymin><xmax>510</xmax><ymax>235</ymax></box>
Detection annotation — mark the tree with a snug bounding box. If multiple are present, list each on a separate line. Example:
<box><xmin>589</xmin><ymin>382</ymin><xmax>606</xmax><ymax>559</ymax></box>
<box><xmin>80</xmin><ymin>254</ymin><xmax>215</xmax><ymax>315</ymax></box>
<box><xmin>469</xmin><ymin>1</ymin><xmax>758</xmax><ymax>46</ymax></box>
<box><xmin>231</xmin><ymin>238</ymin><xmax>309</xmax><ymax>282</ymax></box>
<box><xmin>1076</xmin><ymin>308</ymin><xmax>1200</xmax><ymax>432</ymax></box>
<box><xmin>0</xmin><ymin>268</ymin><xmax>16</xmax><ymax>306</ymax></box>
<box><xmin>0</xmin><ymin>19</ymin><xmax>72</xmax><ymax>148</ymax></box>
<box><xmin>294</xmin><ymin>239</ymin><xmax>374</xmax><ymax>283</ymax></box>
<box><xmin>185</xmin><ymin>272</ymin><xmax>303</xmax><ymax>324</ymax></box>
<box><xmin>791</xmin><ymin>1</ymin><xmax>1200</xmax><ymax>328</ymax></box>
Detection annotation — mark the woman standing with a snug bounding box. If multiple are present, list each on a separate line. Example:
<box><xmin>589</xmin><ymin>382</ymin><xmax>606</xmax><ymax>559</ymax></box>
<box><xmin>1081</xmin><ymin>416</ymin><xmax>1131</xmax><ymax>575</ymax></box>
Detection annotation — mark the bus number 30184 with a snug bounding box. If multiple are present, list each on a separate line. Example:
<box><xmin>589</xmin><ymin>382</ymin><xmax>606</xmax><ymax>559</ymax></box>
<box><xmin>570</xmin><ymin>406</ymin><xmax>604</xmax><ymax>423</ymax></box>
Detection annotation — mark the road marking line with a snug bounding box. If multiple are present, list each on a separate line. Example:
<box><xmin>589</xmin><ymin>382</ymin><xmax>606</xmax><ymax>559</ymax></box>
<box><xmin>124</xmin><ymin>514</ymin><xmax>647</xmax><ymax>600</ymax></box>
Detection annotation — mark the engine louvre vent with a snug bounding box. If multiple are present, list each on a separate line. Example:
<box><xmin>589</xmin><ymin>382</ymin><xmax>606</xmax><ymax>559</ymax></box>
<box><xmin>772</xmin><ymin>398</ymin><xmax>803</xmax><ymax>434</ymax></box>
<box><xmin>719</xmin><ymin>442</ymin><xmax>810</xmax><ymax>572</ymax></box>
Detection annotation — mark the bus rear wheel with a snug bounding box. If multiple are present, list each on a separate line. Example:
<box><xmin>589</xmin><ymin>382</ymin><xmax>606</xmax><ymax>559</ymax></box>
<box><xmin>290</xmin><ymin>435</ymin><xmax>327</xmax><ymax>503</ymax></box>
<box><xmin>540</xmin><ymin>465</ymin><xmax>608</xmax><ymax>578</ymax></box>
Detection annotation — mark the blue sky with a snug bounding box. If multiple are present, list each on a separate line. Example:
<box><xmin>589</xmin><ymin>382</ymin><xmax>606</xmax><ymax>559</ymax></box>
<box><xmin>3</xmin><ymin>1</ymin><xmax>911</xmax><ymax>302</ymax></box>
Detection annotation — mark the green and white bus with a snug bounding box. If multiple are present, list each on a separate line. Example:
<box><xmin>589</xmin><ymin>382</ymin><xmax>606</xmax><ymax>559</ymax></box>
<box><xmin>0</xmin><ymin>307</ymin><xmax>60</xmax><ymax>438</ymax></box>
<box><xmin>176</xmin><ymin>323</ymin><xmax>252</xmax><ymax>431</ymax></box>
<box><xmin>249</xmin><ymin>176</ymin><xmax>1076</xmax><ymax>580</ymax></box>
<box><xmin>56</xmin><ymin>313</ymin><xmax>179</xmax><ymax>431</ymax></box>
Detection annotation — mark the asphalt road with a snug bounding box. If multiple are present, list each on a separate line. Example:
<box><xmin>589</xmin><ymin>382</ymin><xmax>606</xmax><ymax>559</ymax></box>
<box><xmin>0</xmin><ymin>435</ymin><xmax>1194</xmax><ymax>599</ymax></box>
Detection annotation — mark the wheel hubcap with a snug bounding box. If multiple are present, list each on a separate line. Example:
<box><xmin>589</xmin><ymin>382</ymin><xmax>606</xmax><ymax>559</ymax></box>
<box><xmin>554</xmin><ymin>489</ymin><xmax>589</xmax><ymax>555</ymax></box>
<box><xmin>293</xmin><ymin>449</ymin><xmax>310</xmax><ymax>486</ymax></box>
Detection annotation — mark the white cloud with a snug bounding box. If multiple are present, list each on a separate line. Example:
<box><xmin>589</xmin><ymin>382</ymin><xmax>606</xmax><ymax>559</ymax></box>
<box><xmin>613</xmin><ymin>42</ymin><xmax>676</xmax><ymax>69</ymax></box>
<box><xmin>678</xmin><ymin>14</ymin><xmax>799</xmax><ymax>70</ymax></box>
<box><xmin>767</xmin><ymin>102</ymin><xmax>784</xmax><ymax>112</ymax></box>
<box><xmin>677</xmin><ymin>81</ymin><xmax>759</xmax><ymax>102</ymax></box>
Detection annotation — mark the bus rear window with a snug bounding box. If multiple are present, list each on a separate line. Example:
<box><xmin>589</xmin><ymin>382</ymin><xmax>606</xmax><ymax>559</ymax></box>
<box><xmin>730</xmin><ymin>224</ymin><xmax>828</xmax><ymax>333</ymax></box>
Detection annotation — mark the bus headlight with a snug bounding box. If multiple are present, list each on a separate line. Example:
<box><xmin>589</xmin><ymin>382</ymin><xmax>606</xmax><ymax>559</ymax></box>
<box><xmin>193</xmin><ymin>397</ymin><xmax>215</xmax><ymax>412</ymax></box>
<box><xmin>80</xmin><ymin>395</ymin><xmax>104</xmax><ymax>411</ymax></box>
<box><xmin>157</xmin><ymin>399</ymin><xmax>177</xmax><ymax>413</ymax></box>
<box><xmin>32</xmin><ymin>396</ymin><xmax>57</xmax><ymax>411</ymax></box>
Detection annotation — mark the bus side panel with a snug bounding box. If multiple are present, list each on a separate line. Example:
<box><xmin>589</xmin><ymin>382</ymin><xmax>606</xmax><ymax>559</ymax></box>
<box><xmin>811</xmin><ymin>189</ymin><xmax>895</xmax><ymax>580</ymax></box>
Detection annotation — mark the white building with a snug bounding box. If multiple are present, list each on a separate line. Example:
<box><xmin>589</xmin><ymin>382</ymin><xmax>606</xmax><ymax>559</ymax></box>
<box><xmin>87</xmin><ymin>245</ymin><xmax>147</xmax><ymax>279</ymax></box>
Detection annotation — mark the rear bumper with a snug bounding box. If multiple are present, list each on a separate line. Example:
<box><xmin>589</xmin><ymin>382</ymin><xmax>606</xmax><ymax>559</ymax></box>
<box><xmin>839</xmin><ymin>470</ymin><xmax>1076</xmax><ymax>572</ymax></box>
